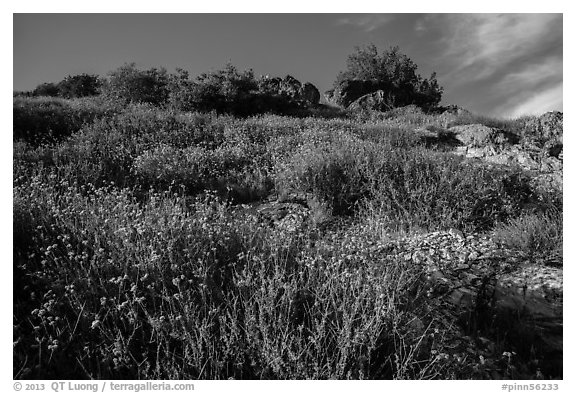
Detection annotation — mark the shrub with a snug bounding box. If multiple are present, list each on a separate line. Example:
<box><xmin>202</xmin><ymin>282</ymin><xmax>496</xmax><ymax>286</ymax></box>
<box><xmin>275</xmin><ymin>134</ymin><xmax>378</xmax><ymax>215</ymax></box>
<box><xmin>13</xmin><ymin>96</ymin><xmax>118</xmax><ymax>146</ymax></box>
<box><xmin>330</xmin><ymin>45</ymin><xmax>443</xmax><ymax>111</ymax></box>
<box><xmin>33</xmin><ymin>82</ymin><xmax>60</xmax><ymax>97</ymax></box>
<box><xmin>492</xmin><ymin>209</ymin><xmax>563</xmax><ymax>260</ymax></box>
<box><xmin>103</xmin><ymin>63</ymin><xmax>170</xmax><ymax>106</ymax></box>
<box><xmin>57</xmin><ymin>73</ymin><xmax>102</xmax><ymax>98</ymax></box>
<box><xmin>12</xmin><ymin>175</ymin><xmax>450</xmax><ymax>379</ymax></box>
<box><xmin>168</xmin><ymin>64</ymin><xmax>322</xmax><ymax>117</ymax></box>
<box><xmin>167</xmin><ymin>63</ymin><xmax>259</xmax><ymax>115</ymax></box>
<box><xmin>362</xmin><ymin>153</ymin><xmax>535</xmax><ymax>233</ymax></box>
<box><xmin>133</xmin><ymin>143</ymin><xmax>272</xmax><ymax>201</ymax></box>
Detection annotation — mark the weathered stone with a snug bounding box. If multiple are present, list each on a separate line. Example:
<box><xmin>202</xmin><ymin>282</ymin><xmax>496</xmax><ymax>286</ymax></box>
<box><xmin>348</xmin><ymin>90</ymin><xmax>391</xmax><ymax>112</ymax></box>
<box><xmin>449</xmin><ymin>124</ymin><xmax>515</xmax><ymax>147</ymax></box>
<box><xmin>328</xmin><ymin>79</ymin><xmax>381</xmax><ymax>108</ymax></box>
<box><xmin>299</xmin><ymin>82</ymin><xmax>320</xmax><ymax>105</ymax></box>
<box><xmin>540</xmin><ymin>157</ymin><xmax>562</xmax><ymax>172</ymax></box>
<box><xmin>279</xmin><ymin>75</ymin><xmax>302</xmax><ymax>99</ymax></box>
<box><xmin>516</xmin><ymin>151</ymin><xmax>540</xmax><ymax>170</ymax></box>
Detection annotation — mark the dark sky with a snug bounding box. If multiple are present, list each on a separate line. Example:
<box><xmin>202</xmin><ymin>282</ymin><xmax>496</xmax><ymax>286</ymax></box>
<box><xmin>13</xmin><ymin>13</ymin><xmax>563</xmax><ymax>118</ymax></box>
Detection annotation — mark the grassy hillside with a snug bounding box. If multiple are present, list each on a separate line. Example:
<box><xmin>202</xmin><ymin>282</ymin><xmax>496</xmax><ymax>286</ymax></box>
<box><xmin>13</xmin><ymin>97</ymin><xmax>562</xmax><ymax>379</ymax></box>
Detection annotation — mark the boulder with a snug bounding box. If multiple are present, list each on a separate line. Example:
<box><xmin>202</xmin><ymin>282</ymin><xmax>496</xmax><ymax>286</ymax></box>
<box><xmin>515</xmin><ymin>150</ymin><xmax>541</xmax><ymax>171</ymax></box>
<box><xmin>449</xmin><ymin>124</ymin><xmax>515</xmax><ymax>147</ymax></box>
<box><xmin>347</xmin><ymin>90</ymin><xmax>391</xmax><ymax>112</ymax></box>
<box><xmin>257</xmin><ymin>76</ymin><xmax>283</xmax><ymax>95</ymax></box>
<box><xmin>299</xmin><ymin>82</ymin><xmax>320</xmax><ymax>105</ymax></box>
<box><xmin>279</xmin><ymin>75</ymin><xmax>302</xmax><ymax>100</ymax></box>
<box><xmin>329</xmin><ymin>79</ymin><xmax>380</xmax><ymax>108</ymax></box>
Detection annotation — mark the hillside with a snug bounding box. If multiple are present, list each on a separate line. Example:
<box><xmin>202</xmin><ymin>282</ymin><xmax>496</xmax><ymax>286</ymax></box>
<box><xmin>13</xmin><ymin>94</ymin><xmax>562</xmax><ymax>380</ymax></box>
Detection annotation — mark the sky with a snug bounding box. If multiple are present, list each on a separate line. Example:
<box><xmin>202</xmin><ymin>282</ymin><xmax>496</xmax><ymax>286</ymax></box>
<box><xmin>13</xmin><ymin>13</ymin><xmax>562</xmax><ymax>118</ymax></box>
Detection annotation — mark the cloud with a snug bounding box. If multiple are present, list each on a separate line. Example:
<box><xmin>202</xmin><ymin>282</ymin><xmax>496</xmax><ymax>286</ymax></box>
<box><xmin>430</xmin><ymin>14</ymin><xmax>562</xmax><ymax>81</ymax></box>
<box><xmin>496</xmin><ymin>55</ymin><xmax>562</xmax><ymax>91</ymax></box>
<box><xmin>496</xmin><ymin>82</ymin><xmax>562</xmax><ymax>118</ymax></box>
<box><xmin>336</xmin><ymin>14</ymin><xmax>395</xmax><ymax>32</ymax></box>
<box><xmin>488</xmin><ymin>52</ymin><xmax>562</xmax><ymax>117</ymax></box>
<box><xmin>416</xmin><ymin>14</ymin><xmax>563</xmax><ymax>116</ymax></box>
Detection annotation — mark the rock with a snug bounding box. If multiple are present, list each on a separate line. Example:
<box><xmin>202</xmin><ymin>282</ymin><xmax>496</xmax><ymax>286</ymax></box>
<box><xmin>454</xmin><ymin>146</ymin><xmax>468</xmax><ymax>156</ymax></box>
<box><xmin>485</xmin><ymin>153</ymin><xmax>515</xmax><ymax>166</ymax></box>
<box><xmin>515</xmin><ymin>150</ymin><xmax>540</xmax><ymax>170</ymax></box>
<box><xmin>279</xmin><ymin>75</ymin><xmax>302</xmax><ymax>100</ymax></box>
<box><xmin>438</xmin><ymin>104</ymin><xmax>472</xmax><ymax>116</ymax></box>
<box><xmin>466</xmin><ymin>147</ymin><xmax>487</xmax><ymax>159</ymax></box>
<box><xmin>449</xmin><ymin>287</ymin><xmax>476</xmax><ymax>309</ymax></box>
<box><xmin>257</xmin><ymin>76</ymin><xmax>283</xmax><ymax>95</ymax></box>
<box><xmin>540</xmin><ymin>157</ymin><xmax>563</xmax><ymax>172</ymax></box>
<box><xmin>328</xmin><ymin>79</ymin><xmax>380</xmax><ymax>108</ymax></box>
<box><xmin>384</xmin><ymin>229</ymin><xmax>562</xmax><ymax>378</ymax></box>
<box><xmin>258</xmin><ymin>75</ymin><xmax>320</xmax><ymax>107</ymax></box>
<box><xmin>449</xmin><ymin>124</ymin><xmax>515</xmax><ymax>147</ymax></box>
<box><xmin>348</xmin><ymin>90</ymin><xmax>391</xmax><ymax>112</ymax></box>
<box><xmin>299</xmin><ymin>82</ymin><xmax>320</xmax><ymax>105</ymax></box>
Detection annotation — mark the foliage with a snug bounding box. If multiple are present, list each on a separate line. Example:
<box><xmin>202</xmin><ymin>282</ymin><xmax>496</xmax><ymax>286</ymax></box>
<box><xmin>167</xmin><ymin>64</ymin><xmax>321</xmax><ymax>116</ymax></box>
<box><xmin>332</xmin><ymin>44</ymin><xmax>443</xmax><ymax>111</ymax></box>
<box><xmin>103</xmin><ymin>63</ymin><xmax>170</xmax><ymax>106</ymax></box>
<box><xmin>13</xmin><ymin>96</ymin><xmax>120</xmax><ymax>146</ymax></box>
<box><xmin>492</xmin><ymin>209</ymin><xmax>563</xmax><ymax>260</ymax></box>
<box><xmin>33</xmin><ymin>82</ymin><xmax>60</xmax><ymax>97</ymax></box>
<box><xmin>12</xmin><ymin>175</ymin><xmax>451</xmax><ymax>379</ymax></box>
<box><xmin>13</xmin><ymin>93</ymin><xmax>562</xmax><ymax>380</ymax></box>
<box><xmin>57</xmin><ymin>73</ymin><xmax>102</xmax><ymax>98</ymax></box>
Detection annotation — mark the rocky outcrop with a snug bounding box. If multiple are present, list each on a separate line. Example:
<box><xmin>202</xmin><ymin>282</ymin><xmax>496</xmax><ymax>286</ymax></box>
<box><xmin>300</xmin><ymin>82</ymin><xmax>320</xmax><ymax>105</ymax></box>
<box><xmin>388</xmin><ymin>230</ymin><xmax>563</xmax><ymax>378</ymax></box>
<box><xmin>279</xmin><ymin>75</ymin><xmax>302</xmax><ymax>100</ymax></box>
<box><xmin>449</xmin><ymin>124</ymin><xmax>518</xmax><ymax>147</ymax></box>
<box><xmin>258</xmin><ymin>75</ymin><xmax>321</xmax><ymax>106</ymax></box>
<box><xmin>425</xmin><ymin>112</ymin><xmax>564</xmax><ymax>194</ymax></box>
<box><xmin>348</xmin><ymin>90</ymin><xmax>391</xmax><ymax>112</ymax></box>
<box><xmin>326</xmin><ymin>79</ymin><xmax>380</xmax><ymax>108</ymax></box>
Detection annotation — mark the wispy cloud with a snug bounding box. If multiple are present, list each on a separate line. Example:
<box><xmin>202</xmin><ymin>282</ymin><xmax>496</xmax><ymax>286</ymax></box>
<box><xmin>496</xmin><ymin>82</ymin><xmax>563</xmax><ymax>118</ymax></box>
<box><xmin>416</xmin><ymin>13</ymin><xmax>562</xmax><ymax>116</ymax></box>
<box><xmin>439</xmin><ymin>14</ymin><xmax>561</xmax><ymax>81</ymax></box>
<box><xmin>336</xmin><ymin>14</ymin><xmax>395</xmax><ymax>32</ymax></box>
<box><xmin>496</xmin><ymin>55</ymin><xmax>562</xmax><ymax>91</ymax></box>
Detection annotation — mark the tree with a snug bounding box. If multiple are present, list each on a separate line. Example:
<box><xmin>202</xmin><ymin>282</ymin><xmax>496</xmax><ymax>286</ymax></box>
<box><xmin>331</xmin><ymin>44</ymin><xmax>443</xmax><ymax>111</ymax></box>
<box><xmin>33</xmin><ymin>82</ymin><xmax>60</xmax><ymax>97</ymax></box>
<box><xmin>57</xmin><ymin>73</ymin><xmax>102</xmax><ymax>98</ymax></box>
<box><xmin>103</xmin><ymin>63</ymin><xmax>170</xmax><ymax>105</ymax></box>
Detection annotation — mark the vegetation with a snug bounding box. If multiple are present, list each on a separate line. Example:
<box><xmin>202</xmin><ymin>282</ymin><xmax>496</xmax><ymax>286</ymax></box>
<box><xmin>31</xmin><ymin>74</ymin><xmax>102</xmax><ymax>98</ymax></box>
<box><xmin>329</xmin><ymin>45</ymin><xmax>443</xmax><ymax>111</ymax></box>
<box><xmin>13</xmin><ymin>58</ymin><xmax>562</xmax><ymax>380</ymax></box>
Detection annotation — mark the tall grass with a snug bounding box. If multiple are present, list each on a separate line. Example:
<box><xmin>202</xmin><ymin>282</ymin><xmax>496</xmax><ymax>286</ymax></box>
<box><xmin>13</xmin><ymin>96</ymin><xmax>121</xmax><ymax>146</ymax></box>
<box><xmin>13</xmin><ymin>98</ymin><xmax>562</xmax><ymax>379</ymax></box>
<box><xmin>492</xmin><ymin>209</ymin><xmax>563</xmax><ymax>261</ymax></box>
<box><xmin>14</xmin><ymin>172</ymin><xmax>460</xmax><ymax>379</ymax></box>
